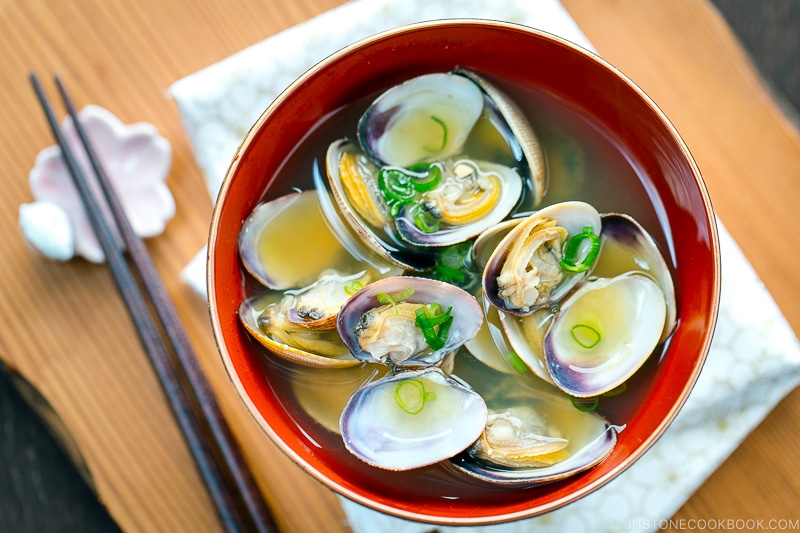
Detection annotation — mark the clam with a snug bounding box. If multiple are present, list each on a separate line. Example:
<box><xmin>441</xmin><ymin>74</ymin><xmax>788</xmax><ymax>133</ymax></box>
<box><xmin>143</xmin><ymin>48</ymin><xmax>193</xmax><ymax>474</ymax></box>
<box><xmin>357</xmin><ymin>72</ymin><xmax>485</xmax><ymax>168</ymax></box>
<box><xmin>239</xmin><ymin>190</ymin><xmax>388</xmax><ymax>290</ymax></box>
<box><xmin>312</xmin><ymin>160</ymin><xmax>406</xmax><ymax>276</ymax></box>
<box><xmin>238</xmin><ymin>292</ymin><xmax>361</xmax><ymax>368</ymax></box>
<box><xmin>336</xmin><ymin>276</ymin><xmax>482</xmax><ymax>368</ymax></box>
<box><xmin>497</xmin><ymin>306</ymin><xmax>555</xmax><ymax>384</ymax></box>
<box><xmin>326</xmin><ymin>140</ymin><xmax>523</xmax><ymax>265</ymax></box>
<box><xmin>482</xmin><ymin>201</ymin><xmax>602</xmax><ymax>316</ymax></box>
<box><xmin>463</xmin><ymin>291</ymin><xmax>547</xmax><ymax>378</ymax></box>
<box><xmin>450</xmin><ymin>384</ymin><xmax>617</xmax><ymax>485</ymax></box>
<box><xmin>544</xmin><ymin>272</ymin><xmax>667</xmax><ymax>397</ymax></box>
<box><xmin>470</xmin><ymin>406</ymin><xmax>571</xmax><ymax>468</ymax></box>
<box><xmin>454</xmin><ymin>68</ymin><xmax>548</xmax><ymax>207</ymax></box>
<box><xmin>592</xmin><ymin>213</ymin><xmax>677</xmax><ymax>342</ymax></box>
<box><xmin>284</xmin><ymin>269</ymin><xmax>372</xmax><ymax>330</ymax></box>
<box><xmin>358</xmin><ymin>70</ymin><xmax>547</xmax><ymax>207</ymax></box>
<box><xmin>339</xmin><ymin>367</ymin><xmax>488</xmax><ymax>471</ymax></box>
<box><xmin>325</xmin><ymin>139</ymin><xmax>437</xmax><ymax>271</ymax></box>
<box><xmin>481</xmin><ymin>205</ymin><xmax>676</xmax><ymax>396</ymax></box>
<box><xmin>325</xmin><ymin>69</ymin><xmax>550</xmax><ymax>268</ymax></box>
<box><xmin>393</xmin><ymin>158</ymin><xmax>523</xmax><ymax>248</ymax></box>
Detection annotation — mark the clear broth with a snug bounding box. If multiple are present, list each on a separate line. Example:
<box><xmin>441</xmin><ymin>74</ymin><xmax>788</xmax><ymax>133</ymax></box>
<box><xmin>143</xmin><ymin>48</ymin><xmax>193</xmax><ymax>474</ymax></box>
<box><xmin>242</xmin><ymin>75</ymin><xmax>672</xmax><ymax>503</ymax></box>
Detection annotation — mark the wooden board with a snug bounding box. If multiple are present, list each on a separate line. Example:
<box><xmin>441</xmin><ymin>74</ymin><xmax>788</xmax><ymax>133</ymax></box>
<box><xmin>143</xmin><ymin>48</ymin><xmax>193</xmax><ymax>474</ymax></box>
<box><xmin>0</xmin><ymin>0</ymin><xmax>797</xmax><ymax>531</ymax></box>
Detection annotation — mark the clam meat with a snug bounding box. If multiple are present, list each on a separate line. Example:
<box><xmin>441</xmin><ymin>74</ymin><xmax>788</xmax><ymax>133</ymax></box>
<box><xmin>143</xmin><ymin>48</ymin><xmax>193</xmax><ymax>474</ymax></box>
<box><xmin>285</xmin><ymin>269</ymin><xmax>372</xmax><ymax>330</ymax></box>
<box><xmin>469</xmin><ymin>406</ymin><xmax>570</xmax><ymax>468</ymax></box>
<box><xmin>483</xmin><ymin>201</ymin><xmax>602</xmax><ymax>316</ymax></box>
<box><xmin>325</xmin><ymin>69</ymin><xmax>549</xmax><ymax>267</ymax></box>
<box><xmin>449</xmin><ymin>369</ymin><xmax>617</xmax><ymax>485</ymax></box>
<box><xmin>238</xmin><ymin>292</ymin><xmax>360</xmax><ymax>368</ymax></box>
<box><xmin>480</xmin><ymin>205</ymin><xmax>675</xmax><ymax>396</ymax></box>
<box><xmin>336</xmin><ymin>276</ymin><xmax>483</xmax><ymax>367</ymax></box>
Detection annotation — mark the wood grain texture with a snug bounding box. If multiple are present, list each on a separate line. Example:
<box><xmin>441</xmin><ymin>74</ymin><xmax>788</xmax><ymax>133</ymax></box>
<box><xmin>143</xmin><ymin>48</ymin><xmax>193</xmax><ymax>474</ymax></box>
<box><xmin>0</xmin><ymin>0</ymin><xmax>798</xmax><ymax>531</ymax></box>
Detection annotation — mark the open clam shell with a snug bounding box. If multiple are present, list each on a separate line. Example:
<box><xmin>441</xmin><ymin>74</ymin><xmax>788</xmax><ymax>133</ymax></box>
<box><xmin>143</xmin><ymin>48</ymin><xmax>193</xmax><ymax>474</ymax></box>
<box><xmin>238</xmin><ymin>293</ymin><xmax>361</xmax><ymax>368</ymax></box>
<box><xmin>496</xmin><ymin>211</ymin><xmax>676</xmax><ymax>392</ymax></box>
<box><xmin>357</xmin><ymin>72</ymin><xmax>485</xmax><ymax>168</ymax></box>
<box><xmin>482</xmin><ymin>201</ymin><xmax>602</xmax><ymax>316</ymax></box>
<box><xmin>450</xmin><ymin>386</ymin><xmax>617</xmax><ymax>485</ymax></box>
<box><xmin>283</xmin><ymin>269</ymin><xmax>372</xmax><ymax>330</ymax></box>
<box><xmin>454</xmin><ymin>68</ymin><xmax>548</xmax><ymax>207</ymax></box>
<box><xmin>497</xmin><ymin>306</ymin><xmax>555</xmax><ymax>384</ymax></box>
<box><xmin>336</xmin><ymin>276</ymin><xmax>482</xmax><ymax>368</ymax></box>
<box><xmin>594</xmin><ymin>213</ymin><xmax>677</xmax><ymax>342</ymax></box>
<box><xmin>340</xmin><ymin>367</ymin><xmax>488</xmax><ymax>471</ymax></box>
<box><xmin>325</xmin><ymin>139</ymin><xmax>437</xmax><ymax>272</ymax></box>
<box><xmin>393</xmin><ymin>158</ymin><xmax>523</xmax><ymax>248</ymax></box>
<box><xmin>545</xmin><ymin>272</ymin><xmax>667</xmax><ymax>397</ymax></box>
<box><xmin>238</xmin><ymin>190</ymin><xmax>370</xmax><ymax>290</ymax></box>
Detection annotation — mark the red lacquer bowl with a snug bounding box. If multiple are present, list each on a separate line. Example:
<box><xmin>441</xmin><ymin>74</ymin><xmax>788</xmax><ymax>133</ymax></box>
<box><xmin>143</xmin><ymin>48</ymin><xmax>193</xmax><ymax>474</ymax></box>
<box><xmin>208</xmin><ymin>20</ymin><xmax>720</xmax><ymax>525</ymax></box>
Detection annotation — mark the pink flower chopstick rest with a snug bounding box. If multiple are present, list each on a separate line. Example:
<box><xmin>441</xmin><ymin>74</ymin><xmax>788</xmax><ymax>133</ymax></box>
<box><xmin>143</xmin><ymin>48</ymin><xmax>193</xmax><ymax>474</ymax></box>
<box><xmin>20</xmin><ymin>105</ymin><xmax>174</xmax><ymax>262</ymax></box>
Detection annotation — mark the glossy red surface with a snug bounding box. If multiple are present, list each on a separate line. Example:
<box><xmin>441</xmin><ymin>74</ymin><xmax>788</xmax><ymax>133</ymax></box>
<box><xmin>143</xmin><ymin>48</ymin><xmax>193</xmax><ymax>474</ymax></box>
<box><xmin>208</xmin><ymin>20</ymin><xmax>720</xmax><ymax>525</ymax></box>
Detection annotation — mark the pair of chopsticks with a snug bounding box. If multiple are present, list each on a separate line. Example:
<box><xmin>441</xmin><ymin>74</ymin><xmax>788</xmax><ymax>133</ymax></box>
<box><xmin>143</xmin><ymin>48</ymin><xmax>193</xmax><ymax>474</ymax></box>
<box><xmin>29</xmin><ymin>73</ymin><xmax>278</xmax><ymax>533</ymax></box>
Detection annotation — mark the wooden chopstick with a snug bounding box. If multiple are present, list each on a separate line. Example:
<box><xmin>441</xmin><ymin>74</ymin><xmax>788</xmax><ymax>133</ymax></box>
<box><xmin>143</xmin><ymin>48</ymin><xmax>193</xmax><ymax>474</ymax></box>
<box><xmin>29</xmin><ymin>72</ymin><xmax>278</xmax><ymax>533</ymax></box>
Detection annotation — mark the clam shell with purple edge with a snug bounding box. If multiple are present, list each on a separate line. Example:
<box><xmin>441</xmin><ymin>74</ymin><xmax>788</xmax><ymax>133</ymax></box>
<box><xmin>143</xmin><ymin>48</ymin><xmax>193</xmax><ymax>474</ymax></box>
<box><xmin>449</xmin><ymin>383</ymin><xmax>618</xmax><ymax>485</ymax></box>
<box><xmin>340</xmin><ymin>367</ymin><xmax>488</xmax><ymax>471</ymax></box>
<box><xmin>336</xmin><ymin>276</ymin><xmax>483</xmax><ymax>368</ymax></box>
<box><xmin>482</xmin><ymin>201</ymin><xmax>602</xmax><ymax>317</ymax></box>
<box><xmin>545</xmin><ymin>271</ymin><xmax>667</xmax><ymax>398</ymax></box>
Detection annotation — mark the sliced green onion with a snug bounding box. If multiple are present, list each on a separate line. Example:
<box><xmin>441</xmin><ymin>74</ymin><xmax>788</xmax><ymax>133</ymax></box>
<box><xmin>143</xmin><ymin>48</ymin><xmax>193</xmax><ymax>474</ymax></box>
<box><xmin>507</xmin><ymin>352</ymin><xmax>528</xmax><ymax>374</ymax></box>
<box><xmin>409</xmin><ymin>203</ymin><xmax>440</xmax><ymax>233</ymax></box>
<box><xmin>414</xmin><ymin>305</ymin><xmax>453</xmax><ymax>350</ymax></box>
<box><xmin>423</xmin><ymin>115</ymin><xmax>448</xmax><ymax>153</ymax></box>
<box><xmin>432</xmin><ymin>242</ymin><xmax>472</xmax><ymax>284</ymax></box>
<box><xmin>379</xmin><ymin>165</ymin><xmax>441</xmax><ymax>205</ymax></box>
<box><xmin>426</xmin><ymin>302</ymin><xmax>442</xmax><ymax>316</ymax></box>
<box><xmin>560</xmin><ymin>225</ymin><xmax>601</xmax><ymax>273</ymax></box>
<box><xmin>406</xmin><ymin>163</ymin><xmax>441</xmax><ymax>193</ymax></box>
<box><xmin>570</xmin><ymin>395</ymin><xmax>600</xmax><ymax>412</ymax></box>
<box><xmin>378</xmin><ymin>169</ymin><xmax>416</xmax><ymax>204</ymax></box>
<box><xmin>344</xmin><ymin>280</ymin><xmax>364</xmax><ymax>295</ymax></box>
<box><xmin>395</xmin><ymin>379</ymin><xmax>428</xmax><ymax>414</ymax></box>
<box><xmin>571</xmin><ymin>323</ymin><xmax>601</xmax><ymax>349</ymax></box>
<box><xmin>376</xmin><ymin>286</ymin><xmax>415</xmax><ymax>314</ymax></box>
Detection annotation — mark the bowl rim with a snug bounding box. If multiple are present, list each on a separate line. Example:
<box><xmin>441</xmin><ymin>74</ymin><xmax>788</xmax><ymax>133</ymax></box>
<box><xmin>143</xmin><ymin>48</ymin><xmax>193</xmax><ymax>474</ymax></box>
<box><xmin>207</xmin><ymin>18</ymin><xmax>721</xmax><ymax>525</ymax></box>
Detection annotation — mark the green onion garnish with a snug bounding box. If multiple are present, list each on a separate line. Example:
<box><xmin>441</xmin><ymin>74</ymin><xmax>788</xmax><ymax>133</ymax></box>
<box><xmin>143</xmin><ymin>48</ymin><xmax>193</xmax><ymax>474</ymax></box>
<box><xmin>570</xmin><ymin>395</ymin><xmax>600</xmax><ymax>412</ymax></box>
<box><xmin>414</xmin><ymin>304</ymin><xmax>453</xmax><ymax>350</ymax></box>
<box><xmin>395</xmin><ymin>379</ymin><xmax>434</xmax><ymax>414</ymax></box>
<box><xmin>410</xmin><ymin>203</ymin><xmax>441</xmax><ymax>233</ymax></box>
<box><xmin>344</xmin><ymin>280</ymin><xmax>364</xmax><ymax>295</ymax></box>
<box><xmin>378</xmin><ymin>168</ymin><xmax>416</xmax><ymax>205</ymax></box>
<box><xmin>406</xmin><ymin>162</ymin><xmax>442</xmax><ymax>193</ymax></box>
<box><xmin>376</xmin><ymin>286</ymin><xmax>415</xmax><ymax>314</ymax></box>
<box><xmin>560</xmin><ymin>225</ymin><xmax>601</xmax><ymax>273</ymax></box>
<box><xmin>423</xmin><ymin>115</ymin><xmax>448</xmax><ymax>153</ymax></box>
<box><xmin>507</xmin><ymin>352</ymin><xmax>528</xmax><ymax>374</ymax></box>
<box><xmin>432</xmin><ymin>242</ymin><xmax>472</xmax><ymax>285</ymax></box>
<box><xmin>571</xmin><ymin>323</ymin><xmax>601</xmax><ymax>349</ymax></box>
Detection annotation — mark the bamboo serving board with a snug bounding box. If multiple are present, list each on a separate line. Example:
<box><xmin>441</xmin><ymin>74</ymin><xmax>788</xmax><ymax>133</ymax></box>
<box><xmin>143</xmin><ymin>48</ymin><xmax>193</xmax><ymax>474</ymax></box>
<box><xmin>0</xmin><ymin>1</ymin><xmax>798</xmax><ymax>531</ymax></box>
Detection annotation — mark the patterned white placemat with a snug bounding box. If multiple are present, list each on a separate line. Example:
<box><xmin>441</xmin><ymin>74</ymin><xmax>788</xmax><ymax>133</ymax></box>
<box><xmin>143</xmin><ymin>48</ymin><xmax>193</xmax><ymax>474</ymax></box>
<box><xmin>170</xmin><ymin>1</ymin><xmax>800</xmax><ymax>530</ymax></box>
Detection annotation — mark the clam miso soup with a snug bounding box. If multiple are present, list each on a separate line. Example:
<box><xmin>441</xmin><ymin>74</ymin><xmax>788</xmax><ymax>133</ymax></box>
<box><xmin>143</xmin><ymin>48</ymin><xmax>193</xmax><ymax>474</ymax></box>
<box><xmin>236</xmin><ymin>69</ymin><xmax>676</xmax><ymax>499</ymax></box>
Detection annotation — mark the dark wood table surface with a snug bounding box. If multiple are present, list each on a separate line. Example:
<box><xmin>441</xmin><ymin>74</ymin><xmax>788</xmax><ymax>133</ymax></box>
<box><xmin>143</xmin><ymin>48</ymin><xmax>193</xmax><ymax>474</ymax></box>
<box><xmin>1</xmin><ymin>0</ymin><xmax>798</xmax><ymax>531</ymax></box>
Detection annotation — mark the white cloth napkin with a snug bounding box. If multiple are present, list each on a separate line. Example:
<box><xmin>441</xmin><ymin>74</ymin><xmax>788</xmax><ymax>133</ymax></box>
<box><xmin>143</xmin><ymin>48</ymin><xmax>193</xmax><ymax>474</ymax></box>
<box><xmin>170</xmin><ymin>1</ymin><xmax>800</xmax><ymax>530</ymax></box>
